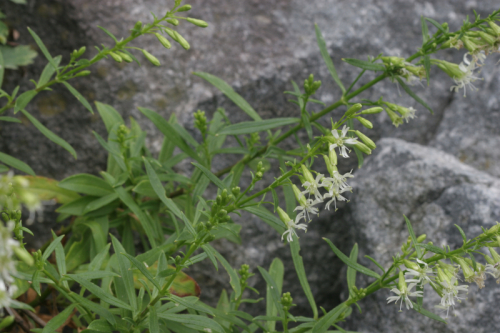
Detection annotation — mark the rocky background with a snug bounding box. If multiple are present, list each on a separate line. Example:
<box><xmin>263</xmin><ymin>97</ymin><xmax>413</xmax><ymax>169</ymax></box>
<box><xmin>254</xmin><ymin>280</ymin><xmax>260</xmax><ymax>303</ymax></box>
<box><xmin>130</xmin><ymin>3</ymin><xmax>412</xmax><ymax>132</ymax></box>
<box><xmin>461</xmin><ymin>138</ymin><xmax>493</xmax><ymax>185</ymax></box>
<box><xmin>1</xmin><ymin>0</ymin><xmax>499</xmax><ymax>332</ymax></box>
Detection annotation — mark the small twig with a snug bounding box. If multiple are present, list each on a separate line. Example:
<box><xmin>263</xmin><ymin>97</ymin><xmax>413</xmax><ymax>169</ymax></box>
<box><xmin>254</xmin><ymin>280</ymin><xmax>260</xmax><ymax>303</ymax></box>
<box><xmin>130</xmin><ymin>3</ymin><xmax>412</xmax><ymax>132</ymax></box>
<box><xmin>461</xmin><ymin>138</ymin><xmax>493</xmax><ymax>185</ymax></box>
<box><xmin>21</xmin><ymin>309</ymin><xmax>47</xmax><ymax>328</ymax></box>
<box><xmin>6</xmin><ymin>308</ymin><xmax>31</xmax><ymax>333</ymax></box>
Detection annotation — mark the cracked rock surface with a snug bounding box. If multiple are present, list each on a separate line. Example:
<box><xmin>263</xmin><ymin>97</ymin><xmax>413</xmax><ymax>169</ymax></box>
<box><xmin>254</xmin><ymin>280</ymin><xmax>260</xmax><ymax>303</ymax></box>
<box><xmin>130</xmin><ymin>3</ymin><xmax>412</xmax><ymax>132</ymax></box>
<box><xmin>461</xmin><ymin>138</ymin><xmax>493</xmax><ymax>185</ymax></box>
<box><xmin>1</xmin><ymin>0</ymin><xmax>499</xmax><ymax>331</ymax></box>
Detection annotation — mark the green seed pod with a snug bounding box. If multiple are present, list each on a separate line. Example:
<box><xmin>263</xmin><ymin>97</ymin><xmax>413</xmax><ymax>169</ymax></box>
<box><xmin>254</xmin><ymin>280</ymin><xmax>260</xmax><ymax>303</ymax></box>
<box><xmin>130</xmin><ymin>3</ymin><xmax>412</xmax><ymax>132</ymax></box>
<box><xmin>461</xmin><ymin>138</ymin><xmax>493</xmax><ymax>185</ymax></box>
<box><xmin>73</xmin><ymin>70</ymin><xmax>91</xmax><ymax>77</ymax></box>
<box><xmin>176</xmin><ymin>4</ymin><xmax>192</xmax><ymax>12</ymax></box>
<box><xmin>155</xmin><ymin>33</ymin><xmax>172</xmax><ymax>49</ymax></box>
<box><xmin>167</xmin><ymin>18</ymin><xmax>179</xmax><ymax>26</ymax></box>
<box><xmin>109</xmin><ymin>52</ymin><xmax>123</xmax><ymax>63</ymax></box>
<box><xmin>361</xmin><ymin>107</ymin><xmax>383</xmax><ymax>115</ymax></box>
<box><xmin>354</xmin><ymin>130</ymin><xmax>376</xmax><ymax>150</ymax></box>
<box><xmin>142</xmin><ymin>50</ymin><xmax>160</xmax><ymax>66</ymax></box>
<box><xmin>356</xmin><ymin>116</ymin><xmax>373</xmax><ymax>129</ymax></box>
<box><xmin>116</xmin><ymin>51</ymin><xmax>133</xmax><ymax>63</ymax></box>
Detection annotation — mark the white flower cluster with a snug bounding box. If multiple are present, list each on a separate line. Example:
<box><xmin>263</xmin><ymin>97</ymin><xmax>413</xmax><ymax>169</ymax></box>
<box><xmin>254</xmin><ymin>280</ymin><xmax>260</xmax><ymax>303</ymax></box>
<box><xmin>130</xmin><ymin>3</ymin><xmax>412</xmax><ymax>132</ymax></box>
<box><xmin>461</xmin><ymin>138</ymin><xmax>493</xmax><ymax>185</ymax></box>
<box><xmin>279</xmin><ymin>125</ymin><xmax>358</xmax><ymax>242</ymax></box>
<box><xmin>0</xmin><ymin>171</ymin><xmax>43</xmax><ymax>224</ymax></box>
<box><xmin>0</xmin><ymin>221</ymin><xmax>19</xmax><ymax>314</ymax></box>
<box><xmin>387</xmin><ymin>245</ymin><xmax>500</xmax><ymax>318</ymax></box>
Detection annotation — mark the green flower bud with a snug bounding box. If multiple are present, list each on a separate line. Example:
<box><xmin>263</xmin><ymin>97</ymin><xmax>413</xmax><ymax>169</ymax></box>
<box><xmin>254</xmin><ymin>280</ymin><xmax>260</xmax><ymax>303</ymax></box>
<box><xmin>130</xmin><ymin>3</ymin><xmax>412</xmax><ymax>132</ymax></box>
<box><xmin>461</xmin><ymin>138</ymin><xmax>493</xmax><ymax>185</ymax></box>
<box><xmin>176</xmin><ymin>4</ymin><xmax>192</xmax><ymax>12</ymax></box>
<box><xmin>487</xmin><ymin>222</ymin><xmax>500</xmax><ymax>235</ymax></box>
<box><xmin>73</xmin><ymin>70</ymin><xmax>91</xmax><ymax>78</ymax></box>
<box><xmin>489</xmin><ymin>247</ymin><xmax>500</xmax><ymax>263</ymax></box>
<box><xmin>477</xmin><ymin>31</ymin><xmax>496</xmax><ymax>46</ymax></box>
<box><xmin>109</xmin><ymin>52</ymin><xmax>122</xmax><ymax>63</ymax></box>
<box><xmin>485</xmin><ymin>255</ymin><xmax>496</xmax><ymax>265</ymax></box>
<box><xmin>329</xmin><ymin>148</ymin><xmax>337</xmax><ymax>166</ymax></box>
<box><xmin>196</xmin><ymin>222</ymin><xmax>205</xmax><ymax>233</ymax></box>
<box><xmin>167</xmin><ymin>18</ymin><xmax>179</xmax><ymax>26</ymax></box>
<box><xmin>353</xmin><ymin>142</ymin><xmax>372</xmax><ymax>155</ymax></box>
<box><xmin>403</xmin><ymin>259</ymin><xmax>420</xmax><ymax>271</ymax></box>
<box><xmin>345</xmin><ymin>103</ymin><xmax>362</xmax><ymax>117</ymax></box>
<box><xmin>186</xmin><ymin>18</ymin><xmax>208</xmax><ymax>28</ymax></box>
<box><xmin>142</xmin><ymin>50</ymin><xmax>160</xmax><ymax>66</ymax></box>
<box><xmin>165</xmin><ymin>29</ymin><xmax>179</xmax><ymax>42</ymax></box>
<box><xmin>232</xmin><ymin>186</ymin><xmax>241</xmax><ymax>197</ymax></box>
<box><xmin>1</xmin><ymin>212</ymin><xmax>9</xmax><ymax>222</ymax></box>
<box><xmin>381</xmin><ymin>56</ymin><xmax>405</xmax><ymax>67</ymax></box>
<box><xmin>204</xmin><ymin>234</ymin><xmax>216</xmax><ymax>243</ymax></box>
<box><xmin>72</xmin><ymin>46</ymin><xmax>86</xmax><ymax>58</ymax></box>
<box><xmin>132</xmin><ymin>21</ymin><xmax>143</xmax><ymax>36</ymax></box>
<box><xmin>323</xmin><ymin>155</ymin><xmax>335</xmax><ymax>176</ymax></box>
<box><xmin>300</xmin><ymin>164</ymin><xmax>315</xmax><ymax>184</ymax></box>
<box><xmin>292</xmin><ymin>184</ymin><xmax>306</xmax><ymax>207</ymax></box>
<box><xmin>255</xmin><ymin>171</ymin><xmax>263</xmax><ymax>179</ymax></box>
<box><xmin>453</xmin><ymin>257</ymin><xmax>474</xmax><ymax>280</ymax></box>
<box><xmin>277</xmin><ymin>207</ymin><xmax>291</xmax><ymax>224</ymax></box>
<box><xmin>14</xmin><ymin>246</ymin><xmax>34</xmax><ymax>266</ymax></box>
<box><xmin>397</xmin><ymin>271</ymin><xmax>407</xmax><ymax>293</ymax></box>
<box><xmin>436</xmin><ymin>267</ymin><xmax>451</xmax><ymax>285</ymax></box>
<box><xmin>356</xmin><ymin>117</ymin><xmax>373</xmax><ymax>129</ymax></box>
<box><xmin>461</xmin><ymin>36</ymin><xmax>481</xmax><ymax>53</ymax></box>
<box><xmin>384</xmin><ymin>107</ymin><xmax>403</xmax><ymax>128</ymax></box>
<box><xmin>116</xmin><ymin>51</ymin><xmax>133</xmax><ymax>63</ymax></box>
<box><xmin>361</xmin><ymin>107</ymin><xmax>383</xmax><ymax>115</ymax></box>
<box><xmin>218</xmin><ymin>209</ymin><xmax>227</xmax><ymax>218</ymax></box>
<box><xmin>354</xmin><ymin>130</ymin><xmax>376</xmax><ymax>150</ymax></box>
<box><xmin>416</xmin><ymin>234</ymin><xmax>427</xmax><ymax>243</ymax></box>
<box><xmin>488</xmin><ymin>20</ymin><xmax>500</xmax><ymax>36</ymax></box>
<box><xmin>155</xmin><ymin>33</ymin><xmax>172</xmax><ymax>49</ymax></box>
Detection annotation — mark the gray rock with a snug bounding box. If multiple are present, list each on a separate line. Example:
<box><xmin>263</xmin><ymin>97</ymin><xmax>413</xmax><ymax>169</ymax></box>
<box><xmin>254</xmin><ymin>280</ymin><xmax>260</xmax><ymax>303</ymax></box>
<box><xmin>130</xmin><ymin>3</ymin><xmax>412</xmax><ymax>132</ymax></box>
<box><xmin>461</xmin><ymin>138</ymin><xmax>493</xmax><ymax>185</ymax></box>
<box><xmin>341</xmin><ymin>138</ymin><xmax>500</xmax><ymax>333</ymax></box>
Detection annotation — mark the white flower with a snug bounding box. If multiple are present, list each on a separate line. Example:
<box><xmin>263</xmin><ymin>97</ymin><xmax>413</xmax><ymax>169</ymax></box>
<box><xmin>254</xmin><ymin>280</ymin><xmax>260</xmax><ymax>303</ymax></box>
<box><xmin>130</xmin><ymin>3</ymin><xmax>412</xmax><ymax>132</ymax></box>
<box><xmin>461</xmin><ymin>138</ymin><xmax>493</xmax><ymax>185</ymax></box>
<box><xmin>321</xmin><ymin>170</ymin><xmax>353</xmax><ymax>191</ymax></box>
<box><xmin>387</xmin><ymin>282</ymin><xmax>423</xmax><ymax>311</ymax></box>
<box><xmin>301</xmin><ymin>173</ymin><xmax>325</xmax><ymax>202</ymax></box>
<box><xmin>323</xmin><ymin>185</ymin><xmax>349</xmax><ymax>211</ymax></box>
<box><xmin>405</xmin><ymin>259</ymin><xmax>434</xmax><ymax>286</ymax></box>
<box><xmin>329</xmin><ymin>125</ymin><xmax>359</xmax><ymax>158</ymax></box>
<box><xmin>451</xmin><ymin>53</ymin><xmax>482</xmax><ymax>97</ymax></box>
<box><xmin>281</xmin><ymin>216</ymin><xmax>308</xmax><ymax>243</ymax></box>
<box><xmin>294</xmin><ymin>198</ymin><xmax>320</xmax><ymax>223</ymax></box>
<box><xmin>485</xmin><ymin>262</ymin><xmax>500</xmax><ymax>283</ymax></box>
<box><xmin>436</xmin><ymin>276</ymin><xmax>468</xmax><ymax>317</ymax></box>
<box><xmin>0</xmin><ymin>221</ymin><xmax>19</xmax><ymax>285</ymax></box>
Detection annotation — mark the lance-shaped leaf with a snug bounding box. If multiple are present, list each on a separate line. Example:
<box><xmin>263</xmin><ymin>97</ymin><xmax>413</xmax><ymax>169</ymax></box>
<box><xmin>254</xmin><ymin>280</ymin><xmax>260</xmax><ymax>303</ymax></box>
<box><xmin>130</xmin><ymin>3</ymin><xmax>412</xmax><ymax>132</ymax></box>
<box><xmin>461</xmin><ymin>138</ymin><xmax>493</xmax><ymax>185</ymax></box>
<box><xmin>395</xmin><ymin>77</ymin><xmax>433</xmax><ymax>114</ymax></box>
<box><xmin>343</xmin><ymin>58</ymin><xmax>385</xmax><ymax>71</ymax></box>
<box><xmin>258</xmin><ymin>266</ymin><xmax>285</xmax><ymax>319</ymax></box>
<box><xmin>323</xmin><ymin>238</ymin><xmax>380</xmax><ymax>279</ymax></box>
<box><xmin>194</xmin><ymin>72</ymin><xmax>262</xmax><ymax>121</ymax></box>
<box><xmin>266</xmin><ymin>258</ymin><xmax>284</xmax><ymax>333</ymax></box>
<box><xmin>121</xmin><ymin>252</ymin><xmax>161</xmax><ymax>291</ymax></box>
<box><xmin>404</xmin><ymin>215</ymin><xmax>422</xmax><ymax>259</ymax></box>
<box><xmin>27</xmin><ymin>27</ymin><xmax>57</xmax><ymax>71</ymax></box>
<box><xmin>347</xmin><ymin>244</ymin><xmax>358</xmax><ymax>298</ymax></box>
<box><xmin>192</xmin><ymin>162</ymin><xmax>228</xmax><ymax>190</ymax></box>
<box><xmin>41</xmin><ymin>305</ymin><xmax>75</xmax><ymax>333</ymax></box>
<box><xmin>205</xmin><ymin>244</ymin><xmax>241</xmax><ymax>299</ymax></box>
<box><xmin>21</xmin><ymin>110</ymin><xmax>77</xmax><ymax>158</ymax></box>
<box><xmin>0</xmin><ymin>152</ymin><xmax>35</xmax><ymax>175</ymax></box>
<box><xmin>157</xmin><ymin>314</ymin><xmax>224</xmax><ymax>333</ymax></box>
<box><xmin>14</xmin><ymin>90</ymin><xmax>37</xmax><ymax>114</ymax></box>
<box><xmin>62</xmin><ymin>81</ymin><xmax>93</xmax><ymax>114</ymax></box>
<box><xmin>218</xmin><ymin>118</ymin><xmax>300</xmax><ymax>135</ymax></box>
<box><xmin>315</xmin><ymin>24</ymin><xmax>345</xmax><ymax>93</ymax></box>
<box><xmin>59</xmin><ymin>174</ymin><xmax>113</xmax><ymax>197</ymax></box>
<box><xmin>38</xmin><ymin>55</ymin><xmax>61</xmax><ymax>87</ymax></box>
<box><xmin>312</xmin><ymin>303</ymin><xmax>348</xmax><ymax>333</ymax></box>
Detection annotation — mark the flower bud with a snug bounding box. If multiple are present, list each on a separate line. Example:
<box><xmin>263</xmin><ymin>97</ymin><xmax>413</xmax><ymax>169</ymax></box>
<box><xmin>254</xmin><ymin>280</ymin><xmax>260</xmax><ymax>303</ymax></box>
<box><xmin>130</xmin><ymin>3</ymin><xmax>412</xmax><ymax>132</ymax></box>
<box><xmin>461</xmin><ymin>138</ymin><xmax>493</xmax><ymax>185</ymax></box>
<box><xmin>300</xmin><ymin>165</ymin><xmax>315</xmax><ymax>184</ymax></box>
<box><xmin>461</xmin><ymin>36</ymin><xmax>481</xmax><ymax>53</ymax></box>
<box><xmin>255</xmin><ymin>171</ymin><xmax>263</xmax><ymax>179</ymax></box>
<box><xmin>187</xmin><ymin>18</ymin><xmax>208</xmax><ymax>28</ymax></box>
<box><xmin>277</xmin><ymin>207</ymin><xmax>291</xmax><ymax>224</ymax></box>
<box><xmin>323</xmin><ymin>155</ymin><xmax>334</xmax><ymax>176</ymax></box>
<box><xmin>489</xmin><ymin>247</ymin><xmax>500</xmax><ymax>263</ymax></box>
<box><xmin>381</xmin><ymin>56</ymin><xmax>405</xmax><ymax>67</ymax></box>
<box><xmin>488</xmin><ymin>20</ymin><xmax>500</xmax><ymax>37</ymax></box>
<box><xmin>403</xmin><ymin>259</ymin><xmax>420</xmax><ymax>271</ymax></box>
<box><xmin>384</xmin><ymin>107</ymin><xmax>403</xmax><ymax>128</ymax></box>
<box><xmin>485</xmin><ymin>255</ymin><xmax>496</xmax><ymax>265</ymax></box>
<box><xmin>1</xmin><ymin>212</ymin><xmax>9</xmax><ymax>222</ymax></box>
<box><xmin>142</xmin><ymin>50</ymin><xmax>160</xmax><ymax>66</ymax></box>
<box><xmin>345</xmin><ymin>103</ymin><xmax>362</xmax><ymax>117</ymax></box>
<box><xmin>167</xmin><ymin>18</ymin><xmax>179</xmax><ymax>26</ymax></box>
<box><xmin>109</xmin><ymin>52</ymin><xmax>122</xmax><ymax>63</ymax></box>
<box><xmin>116</xmin><ymin>51</ymin><xmax>133</xmax><ymax>63</ymax></box>
<box><xmin>204</xmin><ymin>234</ymin><xmax>216</xmax><ymax>243</ymax></box>
<box><xmin>73</xmin><ymin>70</ymin><xmax>91</xmax><ymax>77</ymax></box>
<box><xmin>361</xmin><ymin>107</ymin><xmax>383</xmax><ymax>115</ymax></box>
<box><xmin>477</xmin><ymin>31</ymin><xmax>496</xmax><ymax>46</ymax></box>
<box><xmin>14</xmin><ymin>246</ymin><xmax>34</xmax><ymax>266</ymax></box>
<box><xmin>353</xmin><ymin>142</ymin><xmax>372</xmax><ymax>155</ymax></box>
<box><xmin>176</xmin><ymin>4</ymin><xmax>192</xmax><ymax>12</ymax></box>
<box><xmin>155</xmin><ymin>33</ymin><xmax>172</xmax><ymax>49</ymax></box>
<box><xmin>131</xmin><ymin>21</ymin><xmax>143</xmax><ymax>36</ymax></box>
<box><xmin>397</xmin><ymin>271</ymin><xmax>407</xmax><ymax>294</ymax></box>
<box><xmin>354</xmin><ymin>131</ymin><xmax>376</xmax><ymax>150</ymax></box>
<box><xmin>416</xmin><ymin>234</ymin><xmax>427</xmax><ymax>243</ymax></box>
<box><xmin>292</xmin><ymin>184</ymin><xmax>306</xmax><ymax>206</ymax></box>
<box><xmin>436</xmin><ymin>267</ymin><xmax>451</xmax><ymax>285</ymax></box>
<box><xmin>487</xmin><ymin>222</ymin><xmax>500</xmax><ymax>235</ymax></box>
<box><xmin>356</xmin><ymin>117</ymin><xmax>373</xmax><ymax>129</ymax></box>
<box><xmin>232</xmin><ymin>186</ymin><xmax>241</xmax><ymax>197</ymax></box>
<box><xmin>453</xmin><ymin>257</ymin><xmax>474</xmax><ymax>280</ymax></box>
<box><xmin>329</xmin><ymin>148</ymin><xmax>337</xmax><ymax>166</ymax></box>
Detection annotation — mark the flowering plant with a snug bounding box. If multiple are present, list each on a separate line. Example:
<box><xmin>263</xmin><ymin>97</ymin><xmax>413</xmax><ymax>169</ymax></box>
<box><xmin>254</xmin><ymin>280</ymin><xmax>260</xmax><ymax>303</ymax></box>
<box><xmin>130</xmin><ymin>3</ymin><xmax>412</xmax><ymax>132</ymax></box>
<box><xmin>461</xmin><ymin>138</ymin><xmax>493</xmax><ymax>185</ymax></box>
<box><xmin>0</xmin><ymin>1</ymin><xmax>500</xmax><ymax>332</ymax></box>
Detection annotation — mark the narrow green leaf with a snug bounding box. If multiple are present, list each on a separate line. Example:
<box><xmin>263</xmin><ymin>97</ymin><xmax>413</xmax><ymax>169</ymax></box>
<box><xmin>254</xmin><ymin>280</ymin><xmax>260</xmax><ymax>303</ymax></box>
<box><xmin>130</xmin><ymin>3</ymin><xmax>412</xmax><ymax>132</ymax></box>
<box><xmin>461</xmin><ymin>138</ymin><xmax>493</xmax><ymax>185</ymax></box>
<box><xmin>404</xmin><ymin>215</ymin><xmax>422</xmax><ymax>259</ymax></box>
<box><xmin>41</xmin><ymin>305</ymin><xmax>75</xmax><ymax>333</ymax></box>
<box><xmin>70</xmin><ymin>292</ymin><xmax>116</xmax><ymax>326</ymax></box>
<box><xmin>424</xmin><ymin>17</ymin><xmax>448</xmax><ymax>34</ymax></box>
<box><xmin>413</xmin><ymin>302</ymin><xmax>447</xmax><ymax>323</ymax></box>
<box><xmin>342</xmin><ymin>58</ymin><xmax>385</xmax><ymax>71</ymax></box>
<box><xmin>21</xmin><ymin>110</ymin><xmax>77</xmax><ymax>158</ymax></box>
<box><xmin>192</xmin><ymin>162</ymin><xmax>227</xmax><ymax>190</ymax></box>
<box><xmin>312</xmin><ymin>303</ymin><xmax>348</xmax><ymax>333</ymax></box>
<box><xmin>323</xmin><ymin>238</ymin><xmax>380</xmax><ymax>279</ymax></box>
<box><xmin>59</xmin><ymin>174</ymin><xmax>113</xmax><ymax>196</ymax></box>
<box><xmin>14</xmin><ymin>90</ymin><xmax>37</xmax><ymax>113</ymax></box>
<box><xmin>206</xmin><ymin>244</ymin><xmax>241</xmax><ymax>299</ymax></box>
<box><xmin>315</xmin><ymin>24</ymin><xmax>345</xmax><ymax>93</ymax></box>
<box><xmin>454</xmin><ymin>224</ymin><xmax>467</xmax><ymax>245</ymax></box>
<box><xmin>66</xmin><ymin>271</ymin><xmax>119</xmax><ymax>280</ymax></box>
<box><xmin>139</xmin><ymin>107</ymin><xmax>202</xmax><ymax>163</ymax></box>
<box><xmin>42</xmin><ymin>235</ymin><xmax>65</xmax><ymax>261</ymax></box>
<box><xmin>364</xmin><ymin>255</ymin><xmax>385</xmax><ymax>273</ymax></box>
<box><xmin>95</xmin><ymin>102</ymin><xmax>124</xmax><ymax>134</ymax></box>
<box><xmin>32</xmin><ymin>270</ymin><xmax>41</xmax><ymax>295</ymax></box>
<box><xmin>38</xmin><ymin>55</ymin><xmax>61</xmax><ymax>87</ymax></box>
<box><xmin>9</xmin><ymin>300</ymin><xmax>35</xmax><ymax>312</ymax></box>
<box><xmin>0</xmin><ymin>116</ymin><xmax>21</xmax><ymax>123</ymax></box>
<box><xmin>87</xmin><ymin>319</ymin><xmax>114</xmax><ymax>332</ymax></box>
<box><xmin>290</xmin><ymin>234</ymin><xmax>318</xmax><ymax>319</ymax></box>
<box><xmin>416</xmin><ymin>243</ymin><xmax>446</xmax><ymax>255</ymax></box>
<box><xmin>51</xmin><ymin>230</ymin><xmax>68</xmax><ymax>288</ymax></box>
<box><xmin>121</xmin><ymin>252</ymin><xmax>161</xmax><ymax>291</ymax></box>
<box><xmin>0</xmin><ymin>152</ymin><xmax>35</xmax><ymax>175</ymax></box>
<box><xmin>258</xmin><ymin>266</ymin><xmax>285</xmax><ymax>319</ymax></box>
<box><xmin>421</xmin><ymin>16</ymin><xmax>430</xmax><ymax>43</ymax></box>
<box><xmin>83</xmin><ymin>192</ymin><xmax>119</xmax><ymax>214</ymax></box>
<box><xmin>111</xmin><ymin>236</ymin><xmax>138</xmax><ymax>311</ymax></box>
<box><xmin>62</xmin><ymin>81</ymin><xmax>93</xmax><ymax>114</ymax></box>
<box><xmin>0</xmin><ymin>50</ymin><xmax>4</xmax><ymax>87</ymax></box>
<box><xmin>173</xmin><ymin>123</ymin><xmax>199</xmax><ymax>147</ymax></box>
<box><xmin>157</xmin><ymin>314</ymin><xmax>224</xmax><ymax>333</ymax></box>
<box><xmin>424</xmin><ymin>54</ymin><xmax>431</xmax><ymax>85</ymax></box>
<box><xmin>194</xmin><ymin>72</ymin><xmax>262</xmax><ymax>121</ymax></box>
<box><xmin>243</xmin><ymin>206</ymin><xmax>286</xmax><ymax>234</ymax></box>
<box><xmin>301</xmin><ymin>111</ymin><xmax>313</xmax><ymax>140</ymax></box>
<box><xmin>27</xmin><ymin>27</ymin><xmax>57</xmax><ymax>71</ymax></box>
<box><xmin>97</xmin><ymin>26</ymin><xmax>118</xmax><ymax>42</ymax></box>
<box><xmin>218</xmin><ymin>118</ymin><xmax>299</xmax><ymax>135</ymax></box>
<box><xmin>347</xmin><ymin>244</ymin><xmax>358</xmax><ymax>298</ymax></box>
<box><xmin>395</xmin><ymin>77</ymin><xmax>434</xmax><ymax>114</ymax></box>
<box><xmin>201</xmin><ymin>244</ymin><xmax>218</xmax><ymax>271</ymax></box>
<box><xmin>353</xmin><ymin>146</ymin><xmax>364</xmax><ymax>169</ymax></box>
